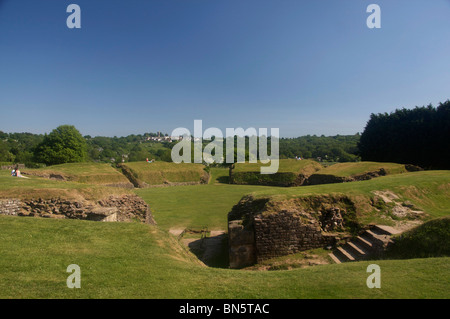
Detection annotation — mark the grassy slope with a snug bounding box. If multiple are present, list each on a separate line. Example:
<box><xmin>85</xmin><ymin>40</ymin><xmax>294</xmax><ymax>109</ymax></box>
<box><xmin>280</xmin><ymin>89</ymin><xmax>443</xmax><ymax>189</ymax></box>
<box><xmin>137</xmin><ymin>170</ymin><xmax>450</xmax><ymax>231</ymax></box>
<box><xmin>0</xmin><ymin>170</ymin><xmax>131</xmax><ymax>201</ymax></box>
<box><xmin>23</xmin><ymin>162</ymin><xmax>131</xmax><ymax>186</ymax></box>
<box><xmin>122</xmin><ymin>161</ymin><xmax>206</xmax><ymax>185</ymax></box>
<box><xmin>0</xmin><ymin>215</ymin><xmax>448</xmax><ymax>299</ymax></box>
<box><xmin>250</xmin><ymin>170</ymin><xmax>450</xmax><ymax>217</ymax></box>
<box><xmin>233</xmin><ymin>159</ymin><xmax>322</xmax><ymax>174</ymax></box>
<box><xmin>231</xmin><ymin>159</ymin><xmax>323</xmax><ymax>186</ymax></box>
<box><xmin>1</xmin><ymin>166</ymin><xmax>449</xmax><ymax>298</ymax></box>
<box><xmin>386</xmin><ymin>216</ymin><xmax>450</xmax><ymax>259</ymax></box>
<box><xmin>136</xmin><ymin>183</ymin><xmax>271</xmax><ymax>230</ymax></box>
<box><xmin>313</xmin><ymin>161</ymin><xmax>408</xmax><ymax>177</ymax></box>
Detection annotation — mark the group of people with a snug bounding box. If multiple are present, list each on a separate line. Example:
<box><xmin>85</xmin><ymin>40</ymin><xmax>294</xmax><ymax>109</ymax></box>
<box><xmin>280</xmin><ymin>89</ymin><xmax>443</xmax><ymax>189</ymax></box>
<box><xmin>11</xmin><ymin>167</ymin><xmax>27</xmax><ymax>178</ymax></box>
<box><xmin>146</xmin><ymin>158</ymin><xmax>155</xmax><ymax>163</ymax></box>
<box><xmin>295</xmin><ymin>156</ymin><xmax>302</xmax><ymax>160</ymax></box>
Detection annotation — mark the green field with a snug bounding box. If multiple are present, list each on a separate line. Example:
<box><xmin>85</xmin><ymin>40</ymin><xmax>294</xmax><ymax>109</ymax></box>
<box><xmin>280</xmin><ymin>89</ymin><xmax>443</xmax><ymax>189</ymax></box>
<box><xmin>0</xmin><ymin>215</ymin><xmax>448</xmax><ymax>298</ymax></box>
<box><xmin>121</xmin><ymin>161</ymin><xmax>208</xmax><ymax>185</ymax></box>
<box><xmin>1</xmin><ymin>163</ymin><xmax>449</xmax><ymax>299</ymax></box>
<box><xmin>138</xmin><ymin>170</ymin><xmax>450</xmax><ymax>231</ymax></box>
<box><xmin>0</xmin><ymin>169</ymin><xmax>131</xmax><ymax>201</ymax></box>
<box><xmin>22</xmin><ymin>162</ymin><xmax>132</xmax><ymax>186</ymax></box>
<box><xmin>136</xmin><ymin>183</ymin><xmax>274</xmax><ymax>230</ymax></box>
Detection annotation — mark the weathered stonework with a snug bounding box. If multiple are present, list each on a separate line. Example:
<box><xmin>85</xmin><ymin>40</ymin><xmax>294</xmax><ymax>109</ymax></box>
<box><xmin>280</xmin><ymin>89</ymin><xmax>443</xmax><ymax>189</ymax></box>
<box><xmin>253</xmin><ymin>211</ymin><xmax>336</xmax><ymax>262</ymax></box>
<box><xmin>228</xmin><ymin>220</ymin><xmax>256</xmax><ymax>268</ymax></box>
<box><xmin>227</xmin><ymin>195</ymin><xmax>355</xmax><ymax>268</ymax></box>
<box><xmin>0</xmin><ymin>199</ymin><xmax>22</xmax><ymax>216</ymax></box>
<box><xmin>0</xmin><ymin>195</ymin><xmax>156</xmax><ymax>224</ymax></box>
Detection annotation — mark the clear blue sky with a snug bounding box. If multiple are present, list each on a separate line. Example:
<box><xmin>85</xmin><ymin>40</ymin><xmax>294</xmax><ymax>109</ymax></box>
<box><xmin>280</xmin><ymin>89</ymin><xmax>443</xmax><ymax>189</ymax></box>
<box><xmin>1</xmin><ymin>0</ymin><xmax>449</xmax><ymax>137</ymax></box>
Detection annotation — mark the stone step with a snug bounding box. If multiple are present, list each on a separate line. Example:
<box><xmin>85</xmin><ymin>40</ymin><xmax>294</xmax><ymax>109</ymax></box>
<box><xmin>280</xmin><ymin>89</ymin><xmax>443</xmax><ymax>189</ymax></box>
<box><xmin>372</xmin><ymin>224</ymin><xmax>401</xmax><ymax>236</ymax></box>
<box><xmin>354</xmin><ymin>235</ymin><xmax>374</xmax><ymax>251</ymax></box>
<box><xmin>337</xmin><ymin>246</ymin><xmax>356</xmax><ymax>261</ymax></box>
<box><xmin>328</xmin><ymin>252</ymin><xmax>341</xmax><ymax>264</ymax></box>
<box><xmin>346</xmin><ymin>241</ymin><xmax>368</xmax><ymax>257</ymax></box>
<box><xmin>365</xmin><ymin>229</ymin><xmax>393</xmax><ymax>248</ymax></box>
<box><xmin>330</xmin><ymin>249</ymin><xmax>350</xmax><ymax>263</ymax></box>
<box><xmin>329</xmin><ymin>225</ymin><xmax>401</xmax><ymax>265</ymax></box>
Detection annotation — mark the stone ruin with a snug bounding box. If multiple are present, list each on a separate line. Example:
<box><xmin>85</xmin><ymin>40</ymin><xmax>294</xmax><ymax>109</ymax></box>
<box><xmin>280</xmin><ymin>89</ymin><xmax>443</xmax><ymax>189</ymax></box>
<box><xmin>0</xmin><ymin>194</ymin><xmax>156</xmax><ymax>224</ymax></box>
<box><xmin>227</xmin><ymin>195</ymin><xmax>358</xmax><ymax>268</ymax></box>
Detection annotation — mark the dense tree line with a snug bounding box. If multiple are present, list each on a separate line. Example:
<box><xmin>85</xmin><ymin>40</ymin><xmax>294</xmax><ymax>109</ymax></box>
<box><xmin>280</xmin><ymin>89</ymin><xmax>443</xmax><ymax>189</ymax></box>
<box><xmin>0</xmin><ymin>127</ymin><xmax>174</xmax><ymax>166</ymax></box>
<box><xmin>358</xmin><ymin>100</ymin><xmax>450</xmax><ymax>169</ymax></box>
<box><xmin>0</xmin><ymin>126</ymin><xmax>361</xmax><ymax>167</ymax></box>
<box><xmin>279</xmin><ymin>135</ymin><xmax>360</xmax><ymax>162</ymax></box>
<box><xmin>0</xmin><ymin>131</ymin><xmax>44</xmax><ymax>166</ymax></box>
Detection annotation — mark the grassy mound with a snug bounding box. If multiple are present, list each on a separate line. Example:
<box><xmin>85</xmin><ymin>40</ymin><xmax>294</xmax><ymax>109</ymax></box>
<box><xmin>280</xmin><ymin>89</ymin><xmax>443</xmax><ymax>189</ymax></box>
<box><xmin>305</xmin><ymin>161</ymin><xmax>414</xmax><ymax>185</ymax></box>
<box><xmin>22</xmin><ymin>163</ymin><xmax>132</xmax><ymax>187</ymax></box>
<box><xmin>386</xmin><ymin>217</ymin><xmax>450</xmax><ymax>259</ymax></box>
<box><xmin>137</xmin><ymin>170</ymin><xmax>450</xmax><ymax>232</ymax></box>
<box><xmin>231</xmin><ymin>159</ymin><xmax>323</xmax><ymax>186</ymax></box>
<box><xmin>247</xmin><ymin>170</ymin><xmax>450</xmax><ymax>224</ymax></box>
<box><xmin>0</xmin><ymin>170</ymin><xmax>132</xmax><ymax>201</ymax></box>
<box><xmin>121</xmin><ymin>161</ymin><xmax>208</xmax><ymax>186</ymax></box>
<box><xmin>314</xmin><ymin>161</ymin><xmax>409</xmax><ymax>177</ymax></box>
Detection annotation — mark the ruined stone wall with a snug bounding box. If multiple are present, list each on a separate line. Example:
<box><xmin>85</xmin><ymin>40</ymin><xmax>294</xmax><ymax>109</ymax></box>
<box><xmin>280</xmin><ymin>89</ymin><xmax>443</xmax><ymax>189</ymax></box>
<box><xmin>228</xmin><ymin>220</ymin><xmax>256</xmax><ymax>268</ymax></box>
<box><xmin>0</xmin><ymin>195</ymin><xmax>156</xmax><ymax>224</ymax></box>
<box><xmin>227</xmin><ymin>195</ymin><xmax>345</xmax><ymax>268</ymax></box>
<box><xmin>0</xmin><ymin>199</ymin><xmax>22</xmax><ymax>216</ymax></box>
<box><xmin>253</xmin><ymin>211</ymin><xmax>336</xmax><ymax>263</ymax></box>
<box><xmin>228</xmin><ymin>210</ymin><xmax>337</xmax><ymax>268</ymax></box>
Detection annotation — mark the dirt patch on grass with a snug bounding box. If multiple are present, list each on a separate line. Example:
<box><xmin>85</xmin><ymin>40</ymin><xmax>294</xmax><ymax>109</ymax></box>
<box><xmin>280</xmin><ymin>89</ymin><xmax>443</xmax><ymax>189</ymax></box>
<box><xmin>372</xmin><ymin>190</ymin><xmax>426</xmax><ymax>220</ymax></box>
<box><xmin>244</xmin><ymin>250</ymin><xmax>331</xmax><ymax>271</ymax></box>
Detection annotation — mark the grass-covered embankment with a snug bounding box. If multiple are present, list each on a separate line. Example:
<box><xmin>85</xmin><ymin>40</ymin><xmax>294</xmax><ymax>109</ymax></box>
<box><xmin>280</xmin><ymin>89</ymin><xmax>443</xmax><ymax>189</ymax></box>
<box><xmin>0</xmin><ymin>214</ymin><xmax>448</xmax><ymax>298</ymax></box>
<box><xmin>0</xmin><ymin>170</ymin><xmax>132</xmax><ymax>201</ymax></box>
<box><xmin>121</xmin><ymin>161</ymin><xmax>208</xmax><ymax>186</ymax></box>
<box><xmin>136</xmin><ymin>170</ymin><xmax>450</xmax><ymax>233</ymax></box>
<box><xmin>386</xmin><ymin>216</ymin><xmax>450</xmax><ymax>259</ymax></box>
<box><xmin>313</xmin><ymin>161</ymin><xmax>409</xmax><ymax>177</ymax></box>
<box><xmin>22</xmin><ymin>162</ymin><xmax>132</xmax><ymax>187</ymax></box>
<box><xmin>231</xmin><ymin>159</ymin><xmax>322</xmax><ymax>186</ymax></box>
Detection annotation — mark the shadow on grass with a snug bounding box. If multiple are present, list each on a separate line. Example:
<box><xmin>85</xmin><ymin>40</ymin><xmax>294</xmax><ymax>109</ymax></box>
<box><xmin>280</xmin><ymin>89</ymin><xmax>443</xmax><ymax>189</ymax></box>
<box><xmin>187</xmin><ymin>233</ymin><xmax>229</xmax><ymax>268</ymax></box>
<box><xmin>216</xmin><ymin>176</ymin><xmax>230</xmax><ymax>184</ymax></box>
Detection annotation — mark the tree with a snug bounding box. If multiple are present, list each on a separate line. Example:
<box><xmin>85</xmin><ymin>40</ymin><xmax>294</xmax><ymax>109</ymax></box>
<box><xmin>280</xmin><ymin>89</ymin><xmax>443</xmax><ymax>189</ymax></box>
<box><xmin>0</xmin><ymin>140</ymin><xmax>15</xmax><ymax>162</ymax></box>
<box><xmin>358</xmin><ymin>100</ymin><xmax>450</xmax><ymax>169</ymax></box>
<box><xmin>34</xmin><ymin>125</ymin><xmax>87</xmax><ymax>165</ymax></box>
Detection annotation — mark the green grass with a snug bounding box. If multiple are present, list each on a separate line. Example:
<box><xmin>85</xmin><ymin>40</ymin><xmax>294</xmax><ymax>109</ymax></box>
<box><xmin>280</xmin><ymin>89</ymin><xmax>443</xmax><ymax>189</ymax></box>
<box><xmin>386</xmin><ymin>216</ymin><xmax>450</xmax><ymax>259</ymax></box>
<box><xmin>122</xmin><ymin>161</ymin><xmax>207</xmax><ymax>185</ymax></box>
<box><xmin>135</xmin><ymin>183</ymin><xmax>274</xmax><ymax>230</ymax></box>
<box><xmin>0</xmin><ymin>169</ymin><xmax>131</xmax><ymax>201</ymax></box>
<box><xmin>249</xmin><ymin>171</ymin><xmax>450</xmax><ymax>219</ymax></box>
<box><xmin>0</xmin><ymin>215</ymin><xmax>448</xmax><ymax>298</ymax></box>
<box><xmin>1</xmin><ymin>165</ymin><xmax>449</xmax><ymax>299</ymax></box>
<box><xmin>22</xmin><ymin>162</ymin><xmax>131</xmax><ymax>186</ymax></box>
<box><xmin>231</xmin><ymin>159</ymin><xmax>322</xmax><ymax>186</ymax></box>
<box><xmin>137</xmin><ymin>170</ymin><xmax>450</xmax><ymax>232</ymax></box>
<box><xmin>314</xmin><ymin>161</ymin><xmax>408</xmax><ymax>177</ymax></box>
<box><xmin>208</xmin><ymin>167</ymin><xmax>230</xmax><ymax>184</ymax></box>
<box><xmin>233</xmin><ymin>159</ymin><xmax>322</xmax><ymax>174</ymax></box>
